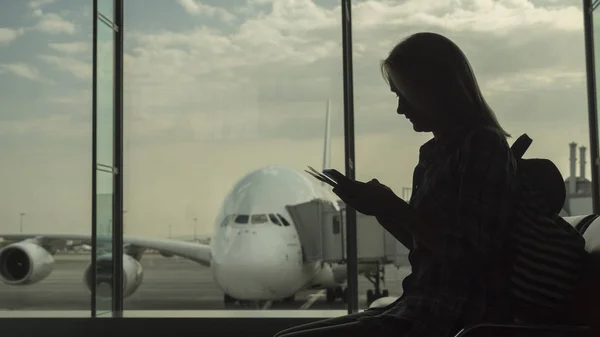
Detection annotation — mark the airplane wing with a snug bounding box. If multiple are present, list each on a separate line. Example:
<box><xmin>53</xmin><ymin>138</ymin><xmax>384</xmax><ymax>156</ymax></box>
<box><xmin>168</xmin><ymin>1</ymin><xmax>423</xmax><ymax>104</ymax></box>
<box><xmin>0</xmin><ymin>234</ymin><xmax>212</xmax><ymax>266</ymax></box>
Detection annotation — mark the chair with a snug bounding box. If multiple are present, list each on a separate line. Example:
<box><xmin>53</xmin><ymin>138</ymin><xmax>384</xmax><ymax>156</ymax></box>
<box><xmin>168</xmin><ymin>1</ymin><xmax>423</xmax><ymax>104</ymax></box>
<box><xmin>453</xmin><ymin>214</ymin><xmax>600</xmax><ymax>337</ymax></box>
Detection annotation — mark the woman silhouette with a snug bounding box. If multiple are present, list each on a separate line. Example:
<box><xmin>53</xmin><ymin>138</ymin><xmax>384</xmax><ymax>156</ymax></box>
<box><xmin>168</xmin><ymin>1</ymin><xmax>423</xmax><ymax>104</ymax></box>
<box><xmin>274</xmin><ymin>32</ymin><xmax>532</xmax><ymax>337</ymax></box>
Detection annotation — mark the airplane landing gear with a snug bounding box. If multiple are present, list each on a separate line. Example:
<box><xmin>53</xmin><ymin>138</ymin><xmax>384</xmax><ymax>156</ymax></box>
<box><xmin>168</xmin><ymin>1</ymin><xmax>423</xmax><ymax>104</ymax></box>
<box><xmin>365</xmin><ymin>263</ymin><xmax>388</xmax><ymax>307</ymax></box>
<box><xmin>224</xmin><ymin>293</ymin><xmax>236</xmax><ymax>304</ymax></box>
<box><xmin>326</xmin><ymin>286</ymin><xmax>346</xmax><ymax>303</ymax></box>
<box><xmin>224</xmin><ymin>293</ymin><xmax>237</xmax><ymax>308</ymax></box>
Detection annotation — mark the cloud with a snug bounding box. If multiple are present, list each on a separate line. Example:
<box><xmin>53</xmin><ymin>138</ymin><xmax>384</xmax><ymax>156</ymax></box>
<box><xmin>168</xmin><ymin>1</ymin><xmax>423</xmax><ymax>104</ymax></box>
<box><xmin>38</xmin><ymin>55</ymin><xmax>91</xmax><ymax>79</ymax></box>
<box><xmin>122</xmin><ymin>0</ymin><xmax>584</xmax><ymax>143</ymax></box>
<box><xmin>34</xmin><ymin>13</ymin><xmax>75</xmax><ymax>34</ymax></box>
<box><xmin>27</xmin><ymin>0</ymin><xmax>75</xmax><ymax>35</ymax></box>
<box><xmin>1</xmin><ymin>0</ymin><xmax>594</xmax><ymax>237</ymax></box>
<box><xmin>29</xmin><ymin>0</ymin><xmax>55</xmax><ymax>9</ymax></box>
<box><xmin>48</xmin><ymin>41</ymin><xmax>88</xmax><ymax>54</ymax></box>
<box><xmin>177</xmin><ymin>0</ymin><xmax>237</xmax><ymax>23</ymax></box>
<box><xmin>0</xmin><ymin>62</ymin><xmax>51</xmax><ymax>83</ymax></box>
<box><xmin>350</xmin><ymin>0</ymin><xmax>581</xmax><ymax>33</ymax></box>
<box><xmin>0</xmin><ymin>28</ymin><xmax>25</xmax><ymax>46</ymax></box>
<box><xmin>0</xmin><ymin>112</ymin><xmax>89</xmax><ymax>138</ymax></box>
<box><xmin>29</xmin><ymin>0</ymin><xmax>55</xmax><ymax>18</ymax></box>
<box><xmin>484</xmin><ymin>68</ymin><xmax>585</xmax><ymax>93</ymax></box>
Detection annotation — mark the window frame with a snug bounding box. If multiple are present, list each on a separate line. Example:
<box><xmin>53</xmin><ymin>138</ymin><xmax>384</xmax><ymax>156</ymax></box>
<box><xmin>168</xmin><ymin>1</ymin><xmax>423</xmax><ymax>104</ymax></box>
<box><xmin>584</xmin><ymin>0</ymin><xmax>600</xmax><ymax>214</ymax></box>
<box><xmin>4</xmin><ymin>0</ymin><xmax>356</xmax><ymax>330</ymax></box>
<box><xmin>9</xmin><ymin>0</ymin><xmax>598</xmax><ymax>334</ymax></box>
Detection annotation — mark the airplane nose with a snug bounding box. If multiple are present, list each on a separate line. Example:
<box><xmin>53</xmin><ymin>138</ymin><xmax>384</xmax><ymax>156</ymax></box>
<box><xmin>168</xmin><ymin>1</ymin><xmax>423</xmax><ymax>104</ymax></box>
<box><xmin>212</xmin><ymin>230</ymin><xmax>294</xmax><ymax>300</ymax></box>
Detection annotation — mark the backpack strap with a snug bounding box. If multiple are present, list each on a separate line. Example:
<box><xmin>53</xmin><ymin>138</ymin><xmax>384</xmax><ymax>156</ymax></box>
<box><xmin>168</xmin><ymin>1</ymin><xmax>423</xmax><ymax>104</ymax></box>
<box><xmin>511</xmin><ymin>134</ymin><xmax>533</xmax><ymax>160</ymax></box>
<box><xmin>510</xmin><ymin>134</ymin><xmax>566</xmax><ymax>215</ymax></box>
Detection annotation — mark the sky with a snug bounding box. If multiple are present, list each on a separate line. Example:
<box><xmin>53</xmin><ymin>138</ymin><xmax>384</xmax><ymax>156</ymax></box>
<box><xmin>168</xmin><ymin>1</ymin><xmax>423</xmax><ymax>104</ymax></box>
<box><xmin>0</xmin><ymin>0</ymin><xmax>594</xmax><ymax>238</ymax></box>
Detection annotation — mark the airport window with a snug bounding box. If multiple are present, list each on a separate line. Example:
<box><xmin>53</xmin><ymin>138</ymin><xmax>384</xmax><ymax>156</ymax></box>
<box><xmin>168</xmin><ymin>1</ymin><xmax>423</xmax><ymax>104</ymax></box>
<box><xmin>250</xmin><ymin>214</ymin><xmax>268</xmax><ymax>224</ymax></box>
<box><xmin>591</xmin><ymin>1</ymin><xmax>600</xmax><ymax>212</ymax></box>
<box><xmin>2</xmin><ymin>1</ymin><xmax>594</xmax><ymax>333</ymax></box>
<box><xmin>352</xmin><ymin>0</ymin><xmax>592</xmax><ymax>311</ymax></box>
<box><xmin>120</xmin><ymin>0</ymin><xmax>346</xmax><ymax>317</ymax></box>
<box><xmin>269</xmin><ymin>214</ymin><xmax>282</xmax><ymax>226</ymax></box>
<box><xmin>1</xmin><ymin>0</ymin><xmax>94</xmax><ymax>316</ymax></box>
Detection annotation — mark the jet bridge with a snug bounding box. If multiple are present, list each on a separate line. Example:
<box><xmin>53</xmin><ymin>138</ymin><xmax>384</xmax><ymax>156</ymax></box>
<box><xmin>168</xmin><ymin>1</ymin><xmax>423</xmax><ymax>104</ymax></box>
<box><xmin>285</xmin><ymin>199</ymin><xmax>407</xmax><ymax>266</ymax></box>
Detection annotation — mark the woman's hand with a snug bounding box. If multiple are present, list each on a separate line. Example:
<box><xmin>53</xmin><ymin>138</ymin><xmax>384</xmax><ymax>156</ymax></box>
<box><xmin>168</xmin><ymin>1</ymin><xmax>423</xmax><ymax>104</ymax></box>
<box><xmin>332</xmin><ymin>179</ymin><xmax>407</xmax><ymax>218</ymax></box>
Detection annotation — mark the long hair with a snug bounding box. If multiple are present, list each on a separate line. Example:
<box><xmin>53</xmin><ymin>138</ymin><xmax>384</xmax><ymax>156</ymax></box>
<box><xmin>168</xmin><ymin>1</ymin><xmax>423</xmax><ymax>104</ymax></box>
<box><xmin>380</xmin><ymin>32</ymin><xmax>510</xmax><ymax>137</ymax></box>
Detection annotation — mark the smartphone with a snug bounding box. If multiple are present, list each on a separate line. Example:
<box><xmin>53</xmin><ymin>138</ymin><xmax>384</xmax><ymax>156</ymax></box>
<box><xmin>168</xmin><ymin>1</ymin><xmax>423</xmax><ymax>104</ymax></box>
<box><xmin>322</xmin><ymin>169</ymin><xmax>353</xmax><ymax>188</ymax></box>
<box><xmin>305</xmin><ymin>166</ymin><xmax>352</xmax><ymax>189</ymax></box>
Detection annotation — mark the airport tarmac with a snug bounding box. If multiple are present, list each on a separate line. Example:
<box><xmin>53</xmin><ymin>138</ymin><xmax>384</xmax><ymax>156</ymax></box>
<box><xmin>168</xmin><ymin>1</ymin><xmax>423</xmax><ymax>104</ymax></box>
<box><xmin>0</xmin><ymin>254</ymin><xmax>410</xmax><ymax>312</ymax></box>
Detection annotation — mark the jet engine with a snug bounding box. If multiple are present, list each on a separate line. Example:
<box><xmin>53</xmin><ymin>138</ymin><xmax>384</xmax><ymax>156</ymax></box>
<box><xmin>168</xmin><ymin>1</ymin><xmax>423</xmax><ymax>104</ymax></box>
<box><xmin>83</xmin><ymin>254</ymin><xmax>144</xmax><ymax>298</ymax></box>
<box><xmin>0</xmin><ymin>241</ymin><xmax>54</xmax><ymax>285</ymax></box>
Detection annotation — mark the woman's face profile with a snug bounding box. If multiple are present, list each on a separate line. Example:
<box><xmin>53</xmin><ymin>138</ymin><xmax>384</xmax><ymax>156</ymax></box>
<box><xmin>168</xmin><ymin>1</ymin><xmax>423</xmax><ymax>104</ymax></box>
<box><xmin>388</xmin><ymin>71</ymin><xmax>436</xmax><ymax>133</ymax></box>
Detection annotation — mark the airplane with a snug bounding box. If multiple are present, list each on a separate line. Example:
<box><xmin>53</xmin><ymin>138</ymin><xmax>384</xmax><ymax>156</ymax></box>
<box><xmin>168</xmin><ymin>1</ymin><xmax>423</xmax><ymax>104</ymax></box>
<box><xmin>0</xmin><ymin>101</ymin><xmax>398</xmax><ymax>308</ymax></box>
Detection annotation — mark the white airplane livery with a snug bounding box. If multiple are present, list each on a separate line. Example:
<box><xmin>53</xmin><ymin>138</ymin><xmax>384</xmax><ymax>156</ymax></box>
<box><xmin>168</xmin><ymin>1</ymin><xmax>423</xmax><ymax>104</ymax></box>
<box><xmin>0</xmin><ymin>102</ymin><xmax>393</xmax><ymax>307</ymax></box>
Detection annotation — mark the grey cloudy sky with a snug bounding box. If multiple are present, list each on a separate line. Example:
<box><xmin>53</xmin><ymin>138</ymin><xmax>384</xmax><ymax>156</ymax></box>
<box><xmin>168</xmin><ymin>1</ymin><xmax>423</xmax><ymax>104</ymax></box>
<box><xmin>0</xmin><ymin>0</ymin><xmax>593</xmax><ymax>238</ymax></box>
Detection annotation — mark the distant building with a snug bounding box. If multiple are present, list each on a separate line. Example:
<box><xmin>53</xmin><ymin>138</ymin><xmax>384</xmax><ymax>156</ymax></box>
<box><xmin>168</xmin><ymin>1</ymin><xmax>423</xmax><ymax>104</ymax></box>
<box><xmin>562</xmin><ymin>143</ymin><xmax>593</xmax><ymax>216</ymax></box>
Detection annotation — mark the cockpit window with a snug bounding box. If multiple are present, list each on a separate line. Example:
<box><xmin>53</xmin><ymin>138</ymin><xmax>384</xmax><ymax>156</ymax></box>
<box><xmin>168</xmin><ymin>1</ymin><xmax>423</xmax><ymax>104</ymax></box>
<box><xmin>251</xmin><ymin>214</ymin><xmax>268</xmax><ymax>224</ymax></box>
<box><xmin>277</xmin><ymin>214</ymin><xmax>291</xmax><ymax>227</ymax></box>
<box><xmin>234</xmin><ymin>215</ymin><xmax>249</xmax><ymax>224</ymax></box>
<box><xmin>220</xmin><ymin>215</ymin><xmax>233</xmax><ymax>227</ymax></box>
<box><xmin>269</xmin><ymin>214</ymin><xmax>282</xmax><ymax>226</ymax></box>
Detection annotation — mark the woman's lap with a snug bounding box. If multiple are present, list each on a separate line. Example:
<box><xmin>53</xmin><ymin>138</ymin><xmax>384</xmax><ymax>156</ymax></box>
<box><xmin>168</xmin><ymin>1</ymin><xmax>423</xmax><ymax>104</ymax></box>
<box><xmin>273</xmin><ymin>308</ymin><xmax>407</xmax><ymax>337</ymax></box>
<box><xmin>275</xmin><ymin>321</ymin><xmax>371</xmax><ymax>337</ymax></box>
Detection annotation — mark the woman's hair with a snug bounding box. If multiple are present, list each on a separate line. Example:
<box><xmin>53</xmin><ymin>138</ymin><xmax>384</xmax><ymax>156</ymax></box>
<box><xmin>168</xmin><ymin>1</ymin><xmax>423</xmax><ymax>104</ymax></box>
<box><xmin>380</xmin><ymin>32</ymin><xmax>510</xmax><ymax>137</ymax></box>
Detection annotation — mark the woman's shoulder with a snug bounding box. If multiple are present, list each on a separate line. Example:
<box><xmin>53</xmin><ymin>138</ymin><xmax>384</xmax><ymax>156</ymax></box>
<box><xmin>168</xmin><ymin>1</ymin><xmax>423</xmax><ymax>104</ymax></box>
<box><xmin>469</xmin><ymin>125</ymin><xmax>508</xmax><ymax>143</ymax></box>
<box><xmin>460</xmin><ymin>125</ymin><xmax>511</xmax><ymax>154</ymax></box>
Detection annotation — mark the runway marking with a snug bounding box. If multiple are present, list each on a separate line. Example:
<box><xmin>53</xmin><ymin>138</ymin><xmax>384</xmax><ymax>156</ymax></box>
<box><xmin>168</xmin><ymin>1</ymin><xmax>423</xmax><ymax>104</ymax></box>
<box><xmin>300</xmin><ymin>290</ymin><xmax>325</xmax><ymax>310</ymax></box>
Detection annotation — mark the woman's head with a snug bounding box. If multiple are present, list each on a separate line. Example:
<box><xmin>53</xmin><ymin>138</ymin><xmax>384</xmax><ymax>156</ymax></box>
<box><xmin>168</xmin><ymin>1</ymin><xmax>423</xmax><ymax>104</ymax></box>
<box><xmin>381</xmin><ymin>32</ymin><xmax>509</xmax><ymax>137</ymax></box>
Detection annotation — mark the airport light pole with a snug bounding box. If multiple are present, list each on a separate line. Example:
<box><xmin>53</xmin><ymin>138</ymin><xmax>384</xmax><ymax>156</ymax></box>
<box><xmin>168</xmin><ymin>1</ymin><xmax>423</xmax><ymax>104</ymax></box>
<box><xmin>19</xmin><ymin>212</ymin><xmax>25</xmax><ymax>233</ymax></box>
<box><xmin>122</xmin><ymin>210</ymin><xmax>127</xmax><ymax>234</ymax></box>
<box><xmin>193</xmin><ymin>217</ymin><xmax>197</xmax><ymax>242</ymax></box>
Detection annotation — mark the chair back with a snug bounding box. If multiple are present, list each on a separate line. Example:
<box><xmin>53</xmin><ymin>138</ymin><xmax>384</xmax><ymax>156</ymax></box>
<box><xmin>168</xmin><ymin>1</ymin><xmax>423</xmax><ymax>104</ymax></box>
<box><xmin>563</xmin><ymin>215</ymin><xmax>600</xmax><ymax>330</ymax></box>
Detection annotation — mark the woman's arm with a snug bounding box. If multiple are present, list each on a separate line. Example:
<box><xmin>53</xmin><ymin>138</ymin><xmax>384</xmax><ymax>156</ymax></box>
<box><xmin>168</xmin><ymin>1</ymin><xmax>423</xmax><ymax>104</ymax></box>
<box><xmin>380</xmin><ymin>128</ymin><xmax>514</xmax><ymax>265</ymax></box>
<box><xmin>375</xmin><ymin>213</ymin><xmax>414</xmax><ymax>250</ymax></box>
<box><xmin>377</xmin><ymin>198</ymin><xmax>443</xmax><ymax>252</ymax></box>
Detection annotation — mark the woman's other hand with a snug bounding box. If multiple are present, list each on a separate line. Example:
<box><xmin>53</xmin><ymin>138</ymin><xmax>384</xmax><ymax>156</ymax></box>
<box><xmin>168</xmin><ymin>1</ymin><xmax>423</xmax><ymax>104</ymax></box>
<box><xmin>332</xmin><ymin>179</ymin><xmax>406</xmax><ymax>217</ymax></box>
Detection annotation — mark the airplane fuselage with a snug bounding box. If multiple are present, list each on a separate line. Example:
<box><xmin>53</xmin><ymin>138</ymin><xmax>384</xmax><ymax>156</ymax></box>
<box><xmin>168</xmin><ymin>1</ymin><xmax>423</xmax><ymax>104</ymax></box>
<box><xmin>209</xmin><ymin>166</ymin><xmax>343</xmax><ymax>301</ymax></box>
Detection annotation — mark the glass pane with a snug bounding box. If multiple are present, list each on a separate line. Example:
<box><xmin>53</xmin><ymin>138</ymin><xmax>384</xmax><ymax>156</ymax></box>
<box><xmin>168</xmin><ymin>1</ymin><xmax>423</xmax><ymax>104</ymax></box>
<box><xmin>98</xmin><ymin>0</ymin><xmax>115</xmax><ymax>23</ymax></box>
<box><xmin>97</xmin><ymin>19</ymin><xmax>114</xmax><ymax>167</ymax></box>
<box><xmin>123</xmin><ymin>1</ymin><xmax>347</xmax><ymax>315</ymax></box>
<box><xmin>94</xmin><ymin>16</ymin><xmax>115</xmax><ymax>316</ymax></box>
<box><xmin>594</xmin><ymin>7</ymin><xmax>600</xmax><ymax>213</ymax></box>
<box><xmin>354</xmin><ymin>1</ymin><xmax>591</xmax><ymax>310</ymax></box>
<box><xmin>0</xmin><ymin>2</ymin><xmax>93</xmax><ymax>315</ymax></box>
<box><xmin>95</xmin><ymin>168</ymin><xmax>114</xmax><ymax>314</ymax></box>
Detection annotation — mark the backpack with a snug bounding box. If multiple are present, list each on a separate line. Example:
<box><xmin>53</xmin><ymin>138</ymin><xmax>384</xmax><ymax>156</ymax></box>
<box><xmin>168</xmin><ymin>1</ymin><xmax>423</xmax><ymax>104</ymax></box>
<box><xmin>508</xmin><ymin>134</ymin><xmax>588</xmax><ymax>321</ymax></box>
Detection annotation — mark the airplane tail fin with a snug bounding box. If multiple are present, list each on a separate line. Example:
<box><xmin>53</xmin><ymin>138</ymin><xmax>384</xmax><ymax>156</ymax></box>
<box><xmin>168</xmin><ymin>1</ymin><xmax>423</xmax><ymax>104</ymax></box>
<box><xmin>322</xmin><ymin>99</ymin><xmax>331</xmax><ymax>171</ymax></box>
